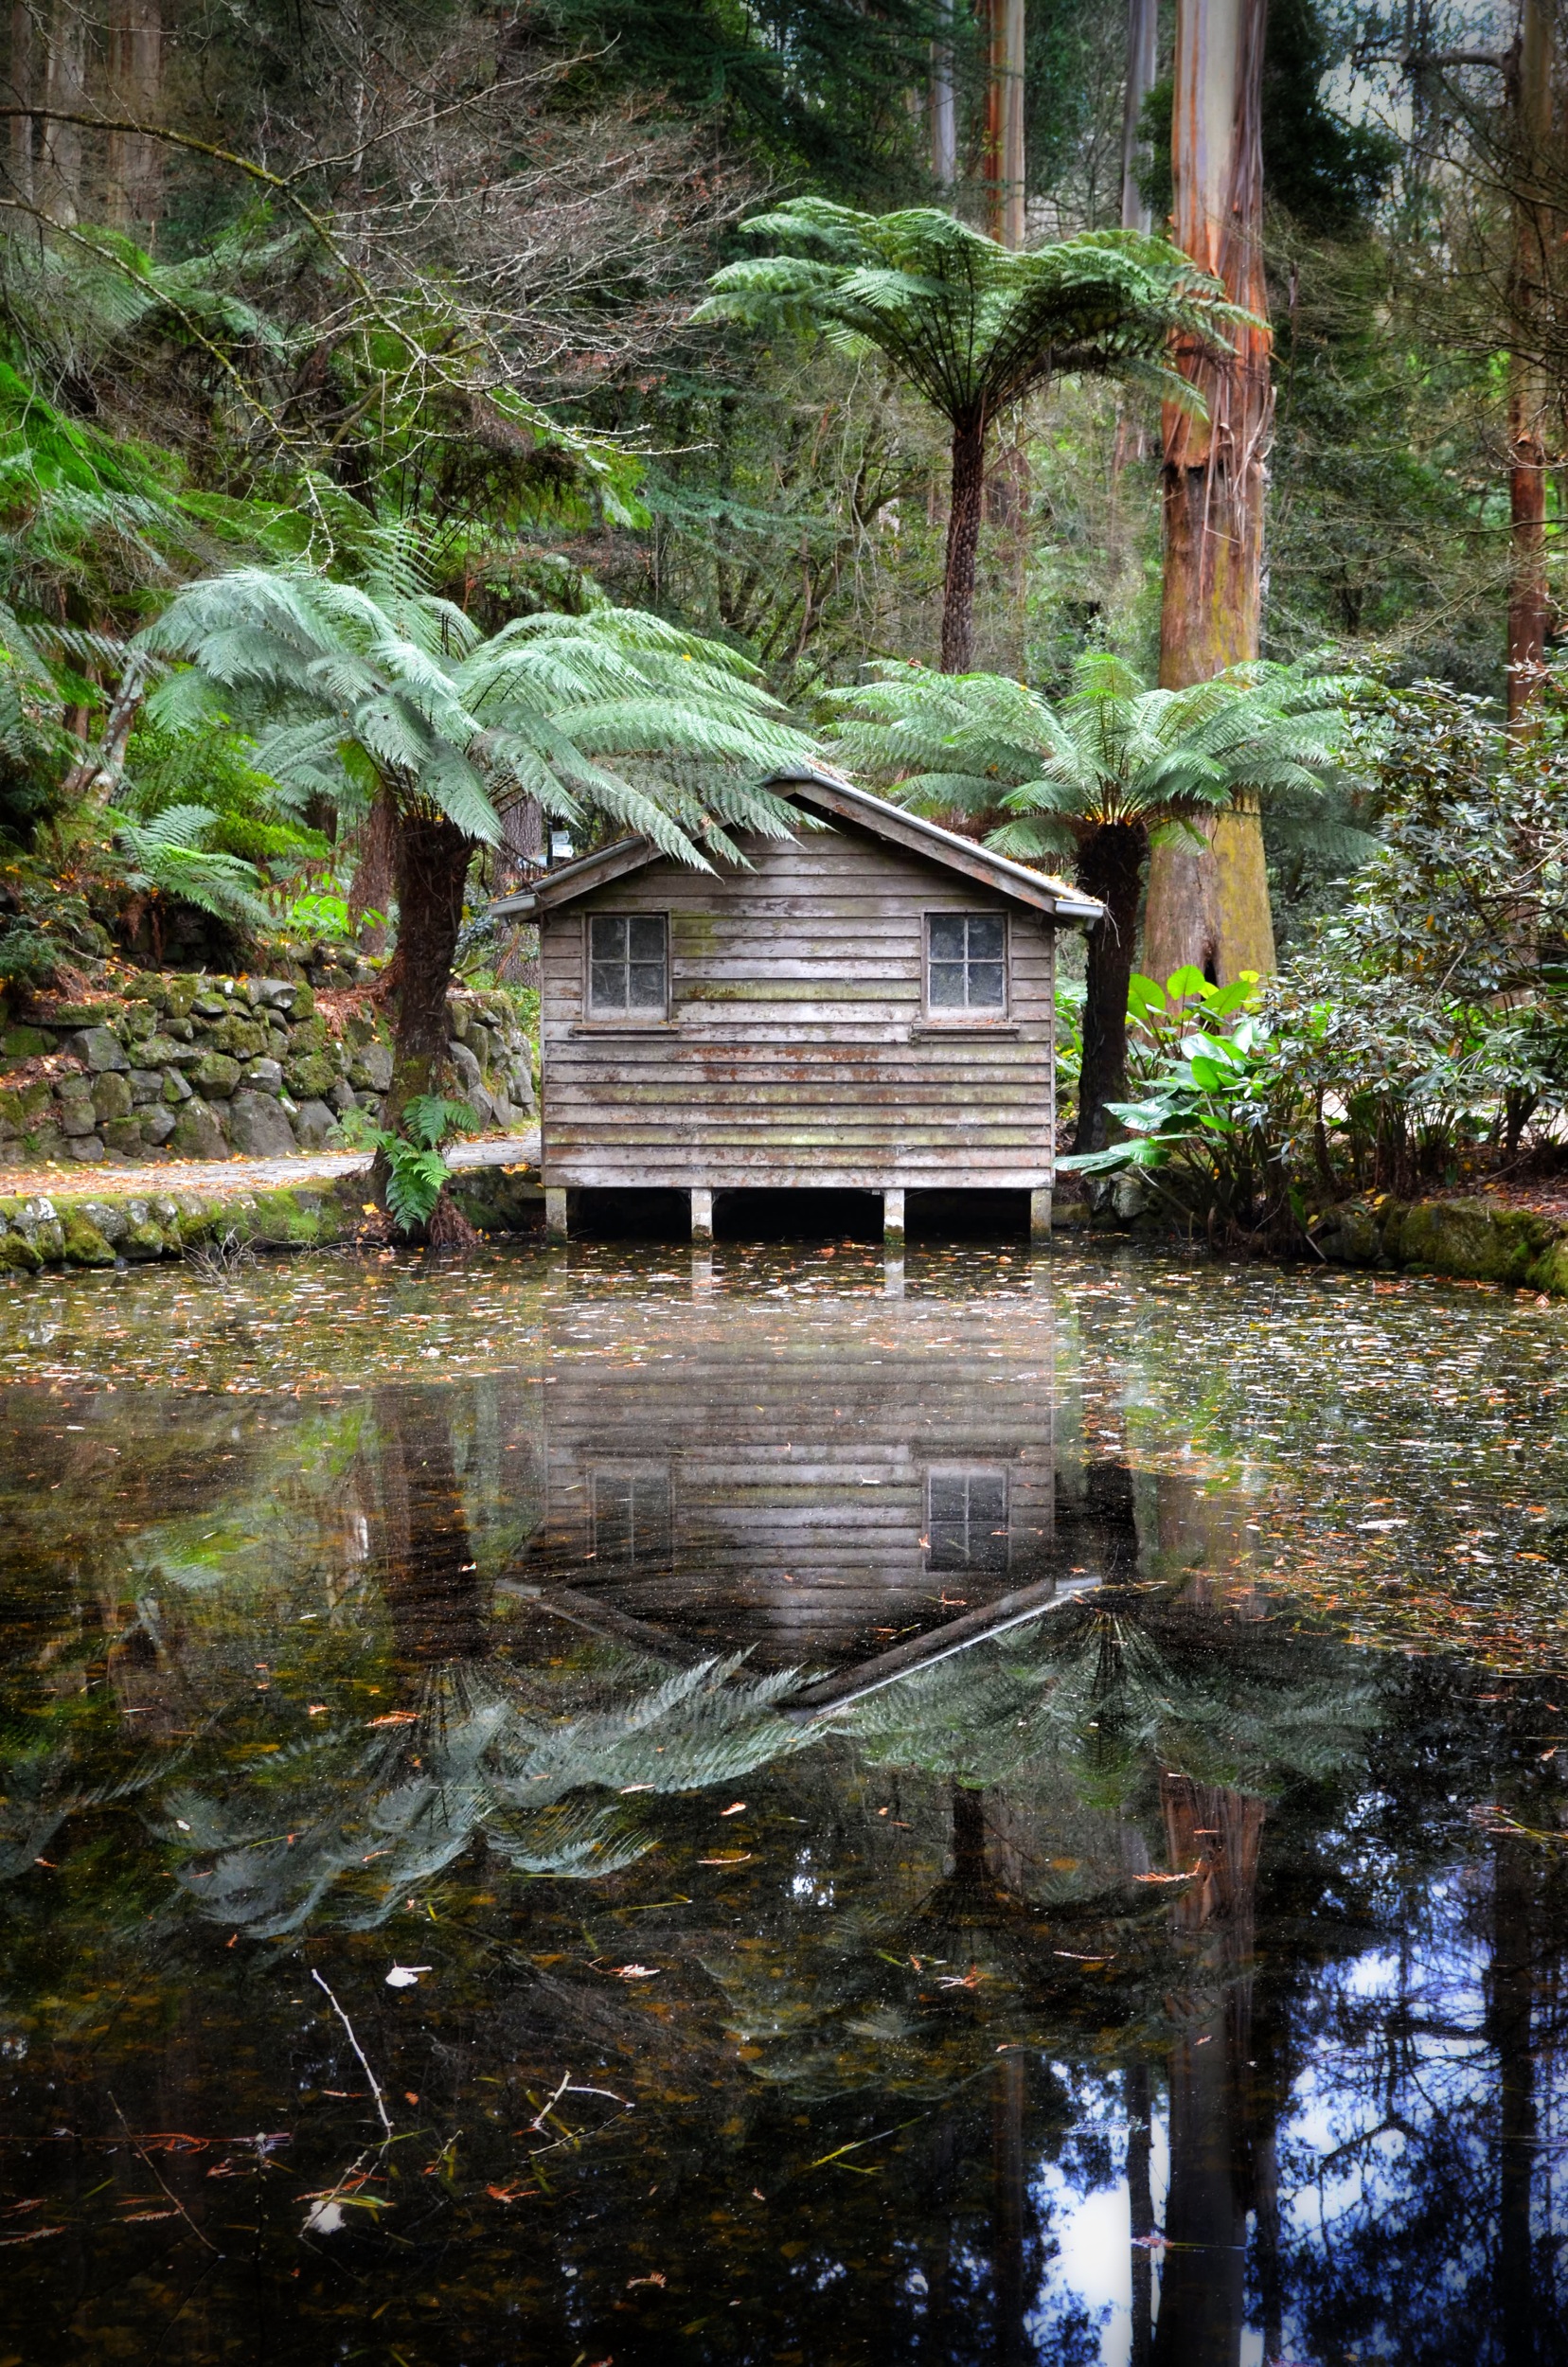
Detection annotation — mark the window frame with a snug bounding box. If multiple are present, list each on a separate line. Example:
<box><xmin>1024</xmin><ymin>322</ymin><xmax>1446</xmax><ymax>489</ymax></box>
<box><xmin>923</xmin><ymin>1465</ymin><xmax>1012</xmax><ymax>1579</ymax></box>
<box><xmin>922</xmin><ymin>908</ymin><xmax>1009</xmax><ymax>1023</ymax></box>
<box><xmin>582</xmin><ymin>909</ymin><xmax>670</xmax><ymax>1024</ymax></box>
<box><xmin>588</xmin><ymin>1461</ymin><xmax>674</xmax><ymax>1570</ymax></box>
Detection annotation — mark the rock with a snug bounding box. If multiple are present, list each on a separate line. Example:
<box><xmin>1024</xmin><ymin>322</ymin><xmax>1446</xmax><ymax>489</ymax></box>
<box><xmin>194</xmin><ymin>1051</ymin><xmax>241</xmax><ymax>1097</ymax></box>
<box><xmin>288</xmin><ymin>981</ymin><xmax>315</xmax><ymax>1019</ymax></box>
<box><xmin>1398</xmin><ymin>1199</ymin><xmax>1547</xmax><ymax>1287</ymax></box>
<box><xmin>164</xmin><ymin>976</ymin><xmax>201</xmax><ymax>1021</ymax></box>
<box><xmin>1310</xmin><ymin>1200</ymin><xmax>1382</xmax><ymax>1266</ymax></box>
<box><xmin>293</xmin><ymin>1098</ymin><xmax>339</xmax><ymax>1149</ymax></box>
<box><xmin>121</xmin><ymin>1215</ymin><xmax>168</xmax><ymax>1260</ymax></box>
<box><xmin>250</xmin><ymin>977</ymin><xmax>296</xmax><ymax>1009</ymax></box>
<box><xmin>62</xmin><ymin>1213</ymin><xmax>115</xmax><ymax>1265</ymax></box>
<box><xmin>74</xmin><ymin>1025</ymin><xmax>129</xmax><ymax>1073</ymax></box>
<box><xmin>48</xmin><ymin>1000</ymin><xmax>116</xmax><ymax>1025</ymax></box>
<box><xmin>192</xmin><ymin>989</ymin><xmax>229</xmax><ymax>1018</ymax></box>
<box><xmin>447</xmin><ymin>1040</ymin><xmax>483</xmax><ymax>1095</ymax></box>
<box><xmin>2</xmin><ymin>1024</ymin><xmax>50</xmax><ymax>1059</ymax></box>
<box><xmin>170</xmin><ymin>1102</ymin><xmax>230</xmax><ymax>1160</ymax></box>
<box><xmin>227</xmin><ymin>1091</ymin><xmax>298</xmax><ymax>1157</ymax></box>
<box><xmin>74</xmin><ymin>1199</ymin><xmax>127</xmax><ymax>1242</ymax></box>
<box><xmin>128</xmin><ymin>1068</ymin><xmax>163</xmax><ymax>1104</ymax></box>
<box><xmin>287</xmin><ymin>1015</ymin><xmax>327</xmax><ymax>1055</ymax></box>
<box><xmin>121</xmin><ymin>1000</ymin><xmax>160</xmax><ymax>1041</ymax></box>
<box><xmin>141</xmin><ymin>1106</ymin><xmax>177</xmax><ymax>1146</ymax></box>
<box><xmin>136</xmin><ymin>1032</ymin><xmax>184</xmax><ymax>1065</ymax></box>
<box><xmin>241</xmin><ymin>1058</ymin><xmax>284</xmax><ymax>1093</ymax></box>
<box><xmin>161</xmin><ymin>1067</ymin><xmax>193</xmax><ymax>1106</ymax></box>
<box><xmin>212</xmin><ymin>1013</ymin><xmax>267</xmax><ymax>1058</ymax></box>
<box><xmin>447</xmin><ymin>1002</ymin><xmax>471</xmax><ymax>1042</ymax></box>
<box><xmin>0</xmin><ymin>1229</ymin><xmax>42</xmax><ymax>1273</ymax></box>
<box><xmin>349</xmin><ymin>1041</ymin><xmax>393</xmax><ymax>1094</ymax></box>
<box><xmin>91</xmin><ymin>1070</ymin><xmax>134</xmax><ymax>1122</ymax></box>
<box><xmin>329</xmin><ymin>1078</ymin><xmax>358</xmax><ymax>1116</ymax></box>
<box><xmin>101</xmin><ymin>1117</ymin><xmax>146</xmax><ymax>1157</ymax></box>
<box><xmin>59</xmin><ymin>1095</ymin><xmax>98</xmax><ymax>1139</ymax></box>
<box><xmin>507</xmin><ymin>1061</ymin><xmax>536</xmax><ymax>1114</ymax></box>
<box><xmin>287</xmin><ymin>1052</ymin><xmax>339</xmax><ymax>1100</ymax></box>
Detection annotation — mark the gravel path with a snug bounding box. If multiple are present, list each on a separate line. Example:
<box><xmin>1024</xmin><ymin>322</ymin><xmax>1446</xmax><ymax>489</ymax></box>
<box><xmin>0</xmin><ymin>1129</ymin><xmax>542</xmax><ymax>1201</ymax></box>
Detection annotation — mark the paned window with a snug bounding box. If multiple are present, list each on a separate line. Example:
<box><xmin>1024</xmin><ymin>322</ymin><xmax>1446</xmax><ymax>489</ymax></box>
<box><xmin>590</xmin><ymin>1468</ymin><xmax>672</xmax><ymax>1568</ymax></box>
<box><xmin>588</xmin><ymin>913</ymin><xmax>668</xmax><ymax>1016</ymax></box>
<box><xmin>927</xmin><ymin>913</ymin><xmax>1006</xmax><ymax>1012</ymax></box>
<box><xmin>926</xmin><ymin>1469</ymin><xmax>1009</xmax><ymax>1575</ymax></box>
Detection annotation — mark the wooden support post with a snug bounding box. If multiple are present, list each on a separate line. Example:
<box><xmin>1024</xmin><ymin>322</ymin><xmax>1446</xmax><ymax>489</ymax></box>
<box><xmin>544</xmin><ymin>1187</ymin><xmax>568</xmax><ymax>1241</ymax></box>
<box><xmin>1030</xmin><ymin>1187</ymin><xmax>1053</xmax><ymax>1240</ymax></box>
<box><xmin>690</xmin><ymin>1187</ymin><xmax>713</xmax><ymax>1243</ymax></box>
<box><xmin>883</xmin><ymin>1187</ymin><xmax>905</xmax><ymax>1246</ymax></box>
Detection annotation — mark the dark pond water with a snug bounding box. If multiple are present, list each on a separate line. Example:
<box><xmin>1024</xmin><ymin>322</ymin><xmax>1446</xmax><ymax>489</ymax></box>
<box><xmin>3</xmin><ymin>1235</ymin><xmax>1568</xmax><ymax>2364</ymax></box>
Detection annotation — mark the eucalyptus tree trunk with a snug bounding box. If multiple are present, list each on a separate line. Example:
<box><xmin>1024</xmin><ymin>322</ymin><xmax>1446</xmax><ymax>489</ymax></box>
<box><xmin>105</xmin><ymin>0</ymin><xmax>164</xmax><ymax>240</ymax></box>
<box><xmin>1143</xmin><ymin>0</ymin><xmax>1276</xmax><ymax>989</ymax></box>
<box><xmin>1074</xmin><ymin>821</ymin><xmax>1146</xmax><ymax>1154</ymax></box>
<box><xmin>9</xmin><ymin>4</ymin><xmax>35</xmax><ymax>199</ymax></box>
<box><xmin>1119</xmin><ymin>0</ymin><xmax>1159</xmax><ymax>234</ymax></box>
<box><xmin>1506</xmin><ymin>0</ymin><xmax>1554</xmax><ymax>730</ymax></box>
<box><xmin>930</xmin><ymin>0</ymin><xmax>956</xmax><ymax>187</ymax></box>
<box><xmin>940</xmin><ymin>412</ymin><xmax>988</xmax><ymax>672</ymax></box>
<box><xmin>984</xmin><ymin>0</ymin><xmax>1026</xmax><ymax>249</ymax></box>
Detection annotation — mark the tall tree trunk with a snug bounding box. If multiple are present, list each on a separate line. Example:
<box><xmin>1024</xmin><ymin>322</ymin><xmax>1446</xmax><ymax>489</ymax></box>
<box><xmin>1120</xmin><ymin>0</ymin><xmax>1159</xmax><ymax>233</ymax></box>
<box><xmin>1490</xmin><ymin>1832</ymin><xmax>1539</xmax><ymax>2361</ymax></box>
<box><xmin>1143</xmin><ymin>0</ymin><xmax>1275</xmax><ymax>989</ymax></box>
<box><xmin>9</xmin><ymin>2</ymin><xmax>36</xmax><ymax>200</ymax></box>
<box><xmin>984</xmin><ymin>0</ymin><xmax>1026</xmax><ymax>248</ymax></box>
<box><xmin>368</xmin><ymin>1383</ymin><xmax>486</xmax><ymax>1667</ymax></box>
<box><xmin>39</xmin><ymin>0</ymin><xmax>84</xmax><ymax>224</ymax></box>
<box><xmin>383</xmin><ymin>805</ymin><xmax>472</xmax><ymax>1135</ymax></box>
<box><xmin>1151</xmin><ymin>1773</ymin><xmax>1266</xmax><ymax>2367</ymax></box>
<box><xmin>940</xmin><ymin>413</ymin><xmax>988</xmax><ymax>672</ymax></box>
<box><xmin>1073</xmin><ymin>820</ymin><xmax>1146</xmax><ymax>1154</ymax></box>
<box><xmin>1506</xmin><ymin>0</ymin><xmax>1554</xmax><ymax>730</ymax></box>
<box><xmin>104</xmin><ymin>0</ymin><xmax>163</xmax><ymax>240</ymax></box>
<box><xmin>930</xmin><ymin>0</ymin><xmax>956</xmax><ymax>187</ymax></box>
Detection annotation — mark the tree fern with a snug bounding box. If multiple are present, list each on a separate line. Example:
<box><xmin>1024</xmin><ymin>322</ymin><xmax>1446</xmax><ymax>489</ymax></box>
<box><xmin>826</xmin><ymin>653</ymin><xmax>1352</xmax><ymax>1147</ymax></box>
<box><xmin>700</xmin><ymin>204</ymin><xmax>1246</xmax><ymax>668</ymax></box>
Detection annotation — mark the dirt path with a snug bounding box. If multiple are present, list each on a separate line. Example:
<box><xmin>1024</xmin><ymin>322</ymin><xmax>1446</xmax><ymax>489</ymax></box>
<box><xmin>0</xmin><ymin>1130</ymin><xmax>541</xmax><ymax>1202</ymax></box>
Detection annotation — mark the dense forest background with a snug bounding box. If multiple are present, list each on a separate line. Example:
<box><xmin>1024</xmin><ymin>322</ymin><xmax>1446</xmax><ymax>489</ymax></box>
<box><xmin>4</xmin><ymin>0</ymin><xmax>1567</xmax><ymax>1216</ymax></box>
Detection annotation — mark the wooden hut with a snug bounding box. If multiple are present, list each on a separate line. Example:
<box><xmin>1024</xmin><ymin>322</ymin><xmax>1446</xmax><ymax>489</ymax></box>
<box><xmin>491</xmin><ymin>765</ymin><xmax>1101</xmax><ymax>1241</ymax></box>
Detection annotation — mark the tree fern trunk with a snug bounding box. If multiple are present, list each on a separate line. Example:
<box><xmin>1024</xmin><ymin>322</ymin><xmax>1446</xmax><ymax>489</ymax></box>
<box><xmin>383</xmin><ymin>806</ymin><xmax>472</xmax><ymax>1139</ymax></box>
<box><xmin>941</xmin><ymin>414</ymin><xmax>987</xmax><ymax>673</ymax></box>
<box><xmin>1074</xmin><ymin>821</ymin><xmax>1147</xmax><ymax>1154</ymax></box>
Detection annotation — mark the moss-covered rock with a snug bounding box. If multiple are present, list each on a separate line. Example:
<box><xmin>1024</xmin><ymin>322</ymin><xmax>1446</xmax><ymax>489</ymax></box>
<box><xmin>120</xmin><ymin>1218</ymin><xmax>169</xmax><ymax>1260</ymax></box>
<box><xmin>1310</xmin><ymin>1199</ymin><xmax>1384</xmax><ymax>1266</ymax></box>
<box><xmin>1397</xmin><ymin>1199</ymin><xmax>1549</xmax><ymax>1286</ymax></box>
<box><xmin>62</xmin><ymin>1213</ymin><xmax>116</xmax><ymax>1266</ymax></box>
<box><xmin>0</xmin><ymin>1229</ymin><xmax>42</xmax><ymax>1273</ymax></box>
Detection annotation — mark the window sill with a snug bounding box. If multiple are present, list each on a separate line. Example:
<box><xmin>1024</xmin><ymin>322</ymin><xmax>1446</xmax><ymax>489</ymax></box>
<box><xmin>569</xmin><ymin>1020</ymin><xmax>676</xmax><ymax>1036</ymax></box>
<box><xmin>910</xmin><ymin>1021</ymin><xmax>1020</xmax><ymax>1040</ymax></box>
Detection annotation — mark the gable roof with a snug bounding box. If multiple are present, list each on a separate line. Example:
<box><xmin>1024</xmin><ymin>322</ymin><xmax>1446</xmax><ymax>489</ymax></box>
<box><xmin>489</xmin><ymin>763</ymin><xmax>1103</xmax><ymax>925</ymax></box>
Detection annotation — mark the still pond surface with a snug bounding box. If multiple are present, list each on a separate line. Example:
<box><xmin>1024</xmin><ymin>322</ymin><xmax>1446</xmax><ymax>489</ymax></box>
<box><xmin>2</xmin><ymin>1233</ymin><xmax>1568</xmax><ymax>2364</ymax></box>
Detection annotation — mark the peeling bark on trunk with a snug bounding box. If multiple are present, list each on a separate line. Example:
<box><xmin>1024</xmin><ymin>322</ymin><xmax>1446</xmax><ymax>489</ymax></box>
<box><xmin>1145</xmin><ymin>0</ymin><xmax>1276</xmax><ymax>987</ymax></box>
<box><xmin>383</xmin><ymin>805</ymin><xmax>472</xmax><ymax>1140</ymax></box>
<box><xmin>1119</xmin><ymin>0</ymin><xmax>1159</xmax><ymax>233</ymax></box>
<box><xmin>1074</xmin><ymin>821</ymin><xmax>1147</xmax><ymax>1154</ymax></box>
<box><xmin>983</xmin><ymin>0</ymin><xmax>1026</xmax><ymax>250</ymax></box>
<box><xmin>940</xmin><ymin>414</ymin><xmax>988</xmax><ymax>674</ymax></box>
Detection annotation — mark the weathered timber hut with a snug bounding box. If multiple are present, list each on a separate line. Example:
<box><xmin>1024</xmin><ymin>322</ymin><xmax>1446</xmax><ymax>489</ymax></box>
<box><xmin>492</xmin><ymin>765</ymin><xmax>1101</xmax><ymax>1241</ymax></box>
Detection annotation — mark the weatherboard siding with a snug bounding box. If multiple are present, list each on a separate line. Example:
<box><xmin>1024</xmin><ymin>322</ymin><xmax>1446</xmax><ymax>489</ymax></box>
<box><xmin>538</xmin><ymin>823</ymin><xmax>1057</xmax><ymax>1192</ymax></box>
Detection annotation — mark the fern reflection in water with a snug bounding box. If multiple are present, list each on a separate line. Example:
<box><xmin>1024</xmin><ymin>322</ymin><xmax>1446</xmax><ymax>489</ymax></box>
<box><xmin>163</xmin><ymin>1653</ymin><xmax>815</xmax><ymax>1939</ymax></box>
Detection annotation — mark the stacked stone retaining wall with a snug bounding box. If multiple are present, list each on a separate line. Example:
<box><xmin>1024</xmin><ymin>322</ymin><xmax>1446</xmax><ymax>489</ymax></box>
<box><xmin>0</xmin><ymin>964</ymin><xmax>536</xmax><ymax>1169</ymax></box>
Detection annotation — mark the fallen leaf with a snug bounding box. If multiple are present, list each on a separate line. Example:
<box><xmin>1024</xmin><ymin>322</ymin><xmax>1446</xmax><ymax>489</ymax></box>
<box><xmin>720</xmin><ymin>1803</ymin><xmax>746</xmax><ymax>1817</ymax></box>
<box><xmin>385</xmin><ymin>1965</ymin><xmax>432</xmax><ymax>1988</ymax></box>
